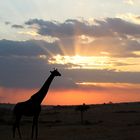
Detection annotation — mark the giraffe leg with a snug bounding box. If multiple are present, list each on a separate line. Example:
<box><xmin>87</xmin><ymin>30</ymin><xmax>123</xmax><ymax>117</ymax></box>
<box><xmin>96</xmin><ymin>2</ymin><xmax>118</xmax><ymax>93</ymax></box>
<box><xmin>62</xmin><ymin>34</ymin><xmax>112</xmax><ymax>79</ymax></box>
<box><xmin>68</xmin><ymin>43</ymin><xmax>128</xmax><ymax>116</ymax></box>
<box><xmin>13</xmin><ymin>123</ymin><xmax>16</xmax><ymax>138</ymax></box>
<box><xmin>31</xmin><ymin>120</ymin><xmax>34</xmax><ymax>139</ymax></box>
<box><xmin>35</xmin><ymin>118</ymin><xmax>38</xmax><ymax>139</ymax></box>
<box><xmin>31</xmin><ymin>116</ymin><xmax>39</xmax><ymax>139</ymax></box>
<box><xmin>13</xmin><ymin>115</ymin><xmax>17</xmax><ymax>138</ymax></box>
<box><xmin>13</xmin><ymin>115</ymin><xmax>22</xmax><ymax>139</ymax></box>
<box><xmin>17</xmin><ymin>124</ymin><xmax>22</xmax><ymax>139</ymax></box>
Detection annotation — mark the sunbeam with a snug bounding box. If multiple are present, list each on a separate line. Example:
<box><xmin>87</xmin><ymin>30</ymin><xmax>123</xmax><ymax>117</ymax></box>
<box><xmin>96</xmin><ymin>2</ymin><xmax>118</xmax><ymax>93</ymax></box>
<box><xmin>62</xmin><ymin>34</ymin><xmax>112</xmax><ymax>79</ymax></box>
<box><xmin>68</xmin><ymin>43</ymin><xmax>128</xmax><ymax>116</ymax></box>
<box><xmin>48</xmin><ymin>54</ymin><xmax>111</xmax><ymax>69</ymax></box>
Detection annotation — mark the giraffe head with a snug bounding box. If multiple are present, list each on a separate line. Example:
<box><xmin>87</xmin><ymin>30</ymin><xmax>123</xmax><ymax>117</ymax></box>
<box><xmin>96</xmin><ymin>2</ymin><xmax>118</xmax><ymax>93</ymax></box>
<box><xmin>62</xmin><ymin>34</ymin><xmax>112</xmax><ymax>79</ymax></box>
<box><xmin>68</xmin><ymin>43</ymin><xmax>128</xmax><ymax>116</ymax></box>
<box><xmin>50</xmin><ymin>68</ymin><xmax>61</xmax><ymax>76</ymax></box>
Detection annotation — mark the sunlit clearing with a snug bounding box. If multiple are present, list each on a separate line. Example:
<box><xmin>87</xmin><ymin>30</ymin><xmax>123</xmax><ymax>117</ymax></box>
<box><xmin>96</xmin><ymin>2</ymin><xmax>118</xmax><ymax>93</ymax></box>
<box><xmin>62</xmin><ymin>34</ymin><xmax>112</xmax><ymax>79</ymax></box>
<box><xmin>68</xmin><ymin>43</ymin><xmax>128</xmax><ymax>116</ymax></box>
<box><xmin>48</xmin><ymin>54</ymin><xmax>111</xmax><ymax>69</ymax></box>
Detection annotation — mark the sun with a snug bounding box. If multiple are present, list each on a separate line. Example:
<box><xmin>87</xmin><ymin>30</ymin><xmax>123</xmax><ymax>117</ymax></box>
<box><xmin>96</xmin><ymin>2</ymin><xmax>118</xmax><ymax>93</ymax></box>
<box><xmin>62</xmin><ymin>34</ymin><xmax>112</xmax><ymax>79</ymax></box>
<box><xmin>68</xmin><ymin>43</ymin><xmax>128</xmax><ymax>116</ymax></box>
<box><xmin>48</xmin><ymin>54</ymin><xmax>112</xmax><ymax>69</ymax></box>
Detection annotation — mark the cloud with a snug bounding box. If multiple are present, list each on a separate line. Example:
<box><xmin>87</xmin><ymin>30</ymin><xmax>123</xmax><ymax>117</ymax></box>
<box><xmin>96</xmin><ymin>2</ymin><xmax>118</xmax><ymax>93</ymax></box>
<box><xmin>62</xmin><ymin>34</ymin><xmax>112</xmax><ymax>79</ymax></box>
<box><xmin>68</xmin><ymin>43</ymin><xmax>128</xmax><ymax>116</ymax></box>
<box><xmin>25</xmin><ymin>18</ymin><xmax>140</xmax><ymax>38</ymax></box>
<box><xmin>2</xmin><ymin>18</ymin><xmax>140</xmax><ymax>59</ymax></box>
<box><xmin>0</xmin><ymin>54</ymin><xmax>140</xmax><ymax>89</ymax></box>
<box><xmin>24</xmin><ymin>18</ymin><xmax>140</xmax><ymax>57</ymax></box>
<box><xmin>116</xmin><ymin>13</ymin><xmax>140</xmax><ymax>24</ymax></box>
<box><xmin>123</xmin><ymin>0</ymin><xmax>134</xmax><ymax>5</ymax></box>
<box><xmin>136</xmin><ymin>16</ymin><xmax>140</xmax><ymax>19</ymax></box>
<box><xmin>5</xmin><ymin>21</ymin><xmax>11</xmax><ymax>25</ymax></box>
<box><xmin>82</xmin><ymin>36</ymin><xmax>140</xmax><ymax>57</ymax></box>
<box><xmin>105</xmin><ymin>18</ymin><xmax>140</xmax><ymax>36</ymax></box>
<box><xmin>0</xmin><ymin>54</ymin><xmax>77</xmax><ymax>89</ymax></box>
<box><xmin>1</xmin><ymin>16</ymin><xmax>140</xmax><ymax>89</ymax></box>
<box><xmin>0</xmin><ymin>39</ymin><xmax>74</xmax><ymax>89</ymax></box>
<box><xmin>0</xmin><ymin>39</ymin><xmax>140</xmax><ymax>90</ymax></box>
<box><xmin>25</xmin><ymin>19</ymin><xmax>80</xmax><ymax>38</ymax></box>
<box><xmin>11</xmin><ymin>24</ymin><xmax>24</xmax><ymax>29</ymax></box>
<box><xmin>63</xmin><ymin>69</ymin><xmax>140</xmax><ymax>84</ymax></box>
<box><xmin>25</xmin><ymin>18</ymin><xmax>110</xmax><ymax>37</ymax></box>
<box><xmin>0</xmin><ymin>39</ymin><xmax>62</xmax><ymax>57</ymax></box>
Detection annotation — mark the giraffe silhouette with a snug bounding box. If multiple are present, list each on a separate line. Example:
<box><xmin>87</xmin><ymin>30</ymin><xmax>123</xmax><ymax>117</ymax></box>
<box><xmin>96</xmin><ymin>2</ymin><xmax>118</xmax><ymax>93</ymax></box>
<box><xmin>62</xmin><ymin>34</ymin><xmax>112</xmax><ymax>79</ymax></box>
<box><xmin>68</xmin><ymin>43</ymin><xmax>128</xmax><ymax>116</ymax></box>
<box><xmin>13</xmin><ymin>68</ymin><xmax>61</xmax><ymax>139</ymax></box>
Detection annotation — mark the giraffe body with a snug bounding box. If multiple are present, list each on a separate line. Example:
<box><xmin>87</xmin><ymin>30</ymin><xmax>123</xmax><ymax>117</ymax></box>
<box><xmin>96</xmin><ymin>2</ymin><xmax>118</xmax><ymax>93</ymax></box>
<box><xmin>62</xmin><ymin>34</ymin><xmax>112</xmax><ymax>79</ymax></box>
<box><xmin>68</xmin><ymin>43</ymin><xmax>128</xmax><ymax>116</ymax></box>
<box><xmin>13</xmin><ymin>69</ymin><xmax>61</xmax><ymax>139</ymax></box>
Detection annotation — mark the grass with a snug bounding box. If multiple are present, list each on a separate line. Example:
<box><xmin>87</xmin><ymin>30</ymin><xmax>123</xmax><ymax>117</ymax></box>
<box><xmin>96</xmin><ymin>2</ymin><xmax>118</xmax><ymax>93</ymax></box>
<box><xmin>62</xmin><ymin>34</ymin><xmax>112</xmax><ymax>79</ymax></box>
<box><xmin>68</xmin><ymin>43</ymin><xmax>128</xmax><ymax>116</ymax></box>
<box><xmin>0</xmin><ymin>102</ymin><xmax>140</xmax><ymax>140</ymax></box>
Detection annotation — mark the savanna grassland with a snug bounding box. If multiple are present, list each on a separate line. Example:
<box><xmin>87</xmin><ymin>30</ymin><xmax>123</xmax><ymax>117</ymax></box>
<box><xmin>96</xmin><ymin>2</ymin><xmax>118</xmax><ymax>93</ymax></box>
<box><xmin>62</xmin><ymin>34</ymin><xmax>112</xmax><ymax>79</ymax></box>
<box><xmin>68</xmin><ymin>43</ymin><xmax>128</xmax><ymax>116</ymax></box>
<box><xmin>0</xmin><ymin>102</ymin><xmax>140</xmax><ymax>140</ymax></box>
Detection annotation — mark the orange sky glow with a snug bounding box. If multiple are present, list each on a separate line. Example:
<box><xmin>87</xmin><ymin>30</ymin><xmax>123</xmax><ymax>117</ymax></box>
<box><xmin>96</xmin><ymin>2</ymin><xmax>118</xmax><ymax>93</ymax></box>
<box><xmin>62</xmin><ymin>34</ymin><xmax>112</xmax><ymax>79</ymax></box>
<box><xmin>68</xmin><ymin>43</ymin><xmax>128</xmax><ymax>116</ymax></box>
<box><xmin>1</xmin><ymin>83</ymin><xmax>140</xmax><ymax>105</ymax></box>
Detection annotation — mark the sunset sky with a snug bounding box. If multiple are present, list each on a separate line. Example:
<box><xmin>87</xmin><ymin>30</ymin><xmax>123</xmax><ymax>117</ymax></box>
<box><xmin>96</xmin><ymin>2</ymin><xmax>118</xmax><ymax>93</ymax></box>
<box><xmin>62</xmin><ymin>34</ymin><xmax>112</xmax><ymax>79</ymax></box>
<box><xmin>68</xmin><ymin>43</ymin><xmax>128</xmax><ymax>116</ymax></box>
<box><xmin>0</xmin><ymin>0</ymin><xmax>140</xmax><ymax>105</ymax></box>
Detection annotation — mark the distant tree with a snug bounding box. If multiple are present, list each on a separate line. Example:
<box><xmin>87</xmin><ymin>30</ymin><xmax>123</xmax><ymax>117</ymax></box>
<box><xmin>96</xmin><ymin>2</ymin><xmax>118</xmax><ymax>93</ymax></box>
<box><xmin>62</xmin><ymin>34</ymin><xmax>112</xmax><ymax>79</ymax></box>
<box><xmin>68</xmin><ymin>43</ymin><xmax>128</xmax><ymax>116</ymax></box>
<box><xmin>75</xmin><ymin>103</ymin><xmax>90</xmax><ymax>124</ymax></box>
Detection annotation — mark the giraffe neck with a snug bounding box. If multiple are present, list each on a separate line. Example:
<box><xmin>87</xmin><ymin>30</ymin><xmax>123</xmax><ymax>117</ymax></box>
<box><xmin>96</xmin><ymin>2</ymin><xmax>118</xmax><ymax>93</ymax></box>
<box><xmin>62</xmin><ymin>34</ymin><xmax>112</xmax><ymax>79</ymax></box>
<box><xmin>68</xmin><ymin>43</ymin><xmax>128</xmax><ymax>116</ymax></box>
<box><xmin>39</xmin><ymin>74</ymin><xmax>55</xmax><ymax>94</ymax></box>
<box><xmin>30</xmin><ymin>74</ymin><xmax>55</xmax><ymax>104</ymax></box>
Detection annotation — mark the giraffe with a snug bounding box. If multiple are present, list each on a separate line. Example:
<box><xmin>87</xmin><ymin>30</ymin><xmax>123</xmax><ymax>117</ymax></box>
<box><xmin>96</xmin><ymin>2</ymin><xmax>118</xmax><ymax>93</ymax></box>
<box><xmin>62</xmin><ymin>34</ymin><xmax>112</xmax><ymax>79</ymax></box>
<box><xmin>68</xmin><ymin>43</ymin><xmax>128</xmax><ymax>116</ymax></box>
<box><xmin>13</xmin><ymin>68</ymin><xmax>61</xmax><ymax>139</ymax></box>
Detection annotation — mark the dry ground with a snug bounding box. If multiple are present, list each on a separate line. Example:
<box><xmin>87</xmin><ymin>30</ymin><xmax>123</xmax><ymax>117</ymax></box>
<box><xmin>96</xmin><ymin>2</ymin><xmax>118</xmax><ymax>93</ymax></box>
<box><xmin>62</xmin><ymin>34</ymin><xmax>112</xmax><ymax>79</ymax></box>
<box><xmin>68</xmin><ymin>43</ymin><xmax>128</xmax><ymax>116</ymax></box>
<box><xmin>0</xmin><ymin>102</ymin><xmax>140</xmax><ymax>140</ymax></box>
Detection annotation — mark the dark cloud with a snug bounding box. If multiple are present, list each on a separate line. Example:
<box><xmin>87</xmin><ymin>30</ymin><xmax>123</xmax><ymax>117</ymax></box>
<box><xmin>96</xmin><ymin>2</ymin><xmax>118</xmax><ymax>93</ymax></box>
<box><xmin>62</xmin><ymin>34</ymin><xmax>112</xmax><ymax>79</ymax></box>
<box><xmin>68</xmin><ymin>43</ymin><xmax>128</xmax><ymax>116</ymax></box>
<box><xmin>24</xmin><ymin>18</ymin><xmax>140</xmax><ymax>57</ymax></box>
<box><xmin>25</xmin><ymin>18</ymin><xmax>140</xmax><ymax>38</ymax></box>
<box><xmin>63</xmin><ymin>69</ymin><xmax>140</xmax><ymax>84</ymax></box>
<box><xmin>25</xmin><ymin>19</ymin><xmax>77</xmax><ymax>38</ymax></box>
<box><xmin>0</xmin><ymin>55</ymin><xmax>77</xmax><ymax>89</ymax></box>
<box><xmin>0</xmin><ymin>51</ymin><xmax>140</xmax><ymax>89</ymax></box>
<box><xmin>105</xmin><ymin>18</ymin><xmax>140</xmax><ymax>36</ymax></box>
<box><xmin>25</xmin><ymin>18</ymin><xmax>110</xmax><ymax>37</ymax></box>
<box><xmin>1</xmin><ymin>16</ymin><xmax>140</xmax><ymax>89</ymax></box>
<box><xmin>5</xmin><ymin>21</ymin><xmax>11</xmax><ymax>25</ymax></box>
<box><xmin>11</xmin><ymin>24</ymin><xmax>24</xmax><ymax>29</ymax></box>
<box><xmin>136</xmin><ymin>16</ymin><xmax>140</xmax><ymax>19</ymax></box>
<box><xmin>80</xmin><ymin>36</ymin><xmax>140</xmax><ymax>57</ymax></box>
<box><xmin>0</xmin><ymin>39</ymin><xmax>74</xmax><ymax>89</ymax></box>
<box><xmin>0</xmin><ymin>55</ymin><xmax>49</xmax><ymax>88</ymax></box>
<box><xmin>0</xmin><ymin>39</ymin><xmax>62</xmax><ymax>57</ymax></box>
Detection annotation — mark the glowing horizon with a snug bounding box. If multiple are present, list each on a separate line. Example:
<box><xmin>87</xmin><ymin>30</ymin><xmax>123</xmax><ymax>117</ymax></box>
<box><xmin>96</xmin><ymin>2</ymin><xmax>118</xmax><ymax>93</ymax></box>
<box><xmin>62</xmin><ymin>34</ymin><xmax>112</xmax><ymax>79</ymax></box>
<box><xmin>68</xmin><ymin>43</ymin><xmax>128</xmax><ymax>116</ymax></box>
<box><xmin>1</xmin><ymin>81</ymin><xmax>140</xmax><ymax>105</ymax></box>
